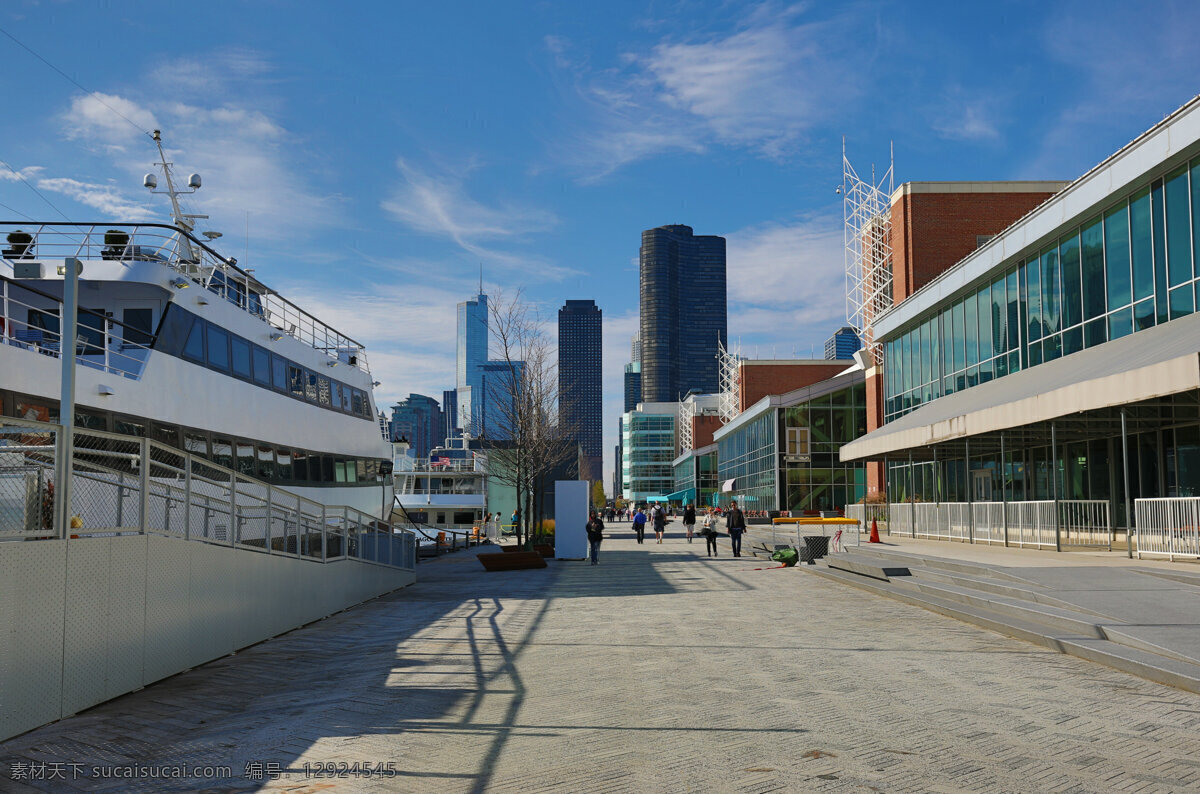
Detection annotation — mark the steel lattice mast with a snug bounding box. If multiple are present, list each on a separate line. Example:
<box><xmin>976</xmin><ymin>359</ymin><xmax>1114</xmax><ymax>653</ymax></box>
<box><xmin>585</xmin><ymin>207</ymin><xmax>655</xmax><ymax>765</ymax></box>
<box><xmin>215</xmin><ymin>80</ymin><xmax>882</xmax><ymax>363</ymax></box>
<box><xmin>717</xmin><ymin>339</ymin><xmax>741</xmax><ymax>423</ymax></box>
<box><xmin>843</xmin><ymin>140</ymin><xmax>894</xmax><ymax>364</ymax></box>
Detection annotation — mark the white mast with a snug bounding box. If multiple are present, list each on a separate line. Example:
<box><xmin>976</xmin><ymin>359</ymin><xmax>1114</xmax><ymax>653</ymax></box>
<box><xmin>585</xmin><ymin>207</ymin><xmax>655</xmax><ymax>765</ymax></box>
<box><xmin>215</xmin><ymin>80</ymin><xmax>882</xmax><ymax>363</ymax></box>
<box><xmin>144</xmin><ymin>130</ymin><xmax>207</xmax><ymax>263</ymax></box>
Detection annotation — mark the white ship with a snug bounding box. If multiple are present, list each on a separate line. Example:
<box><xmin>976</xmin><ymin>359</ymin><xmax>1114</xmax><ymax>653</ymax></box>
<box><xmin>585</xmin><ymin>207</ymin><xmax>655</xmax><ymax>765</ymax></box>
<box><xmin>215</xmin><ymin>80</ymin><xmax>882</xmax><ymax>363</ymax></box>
<box><xmin>0</xmin><ymin>131</ymin><xmax>393</xmax><ymax>518</ymax></box>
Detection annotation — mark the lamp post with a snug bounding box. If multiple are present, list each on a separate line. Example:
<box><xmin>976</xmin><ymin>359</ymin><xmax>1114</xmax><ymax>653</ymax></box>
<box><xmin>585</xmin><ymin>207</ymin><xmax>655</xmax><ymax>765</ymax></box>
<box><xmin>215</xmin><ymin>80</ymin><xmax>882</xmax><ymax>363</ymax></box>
<box><xmin>56</xmin><ymin>257</ymin><xmax>81</xmax><ymax>538</ymax></box>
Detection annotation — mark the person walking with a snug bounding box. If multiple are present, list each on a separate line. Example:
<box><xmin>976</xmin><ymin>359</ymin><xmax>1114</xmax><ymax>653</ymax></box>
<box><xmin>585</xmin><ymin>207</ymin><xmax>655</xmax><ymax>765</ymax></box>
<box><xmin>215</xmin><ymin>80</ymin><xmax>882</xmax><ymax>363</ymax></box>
<box><xmin>682</xmin><ymin>503</ymin><xmax>696</xmax><ymax>543</ymax></box>
<box><xmin>632</xmin><ymin>507</ymin><xmax>647</xmax><ymax>543</ymax></box>
<box><xmin>725</xmin><ymin>500</ymin><xmax>747</xmax><ymax>557</ymax></box>
<box><xmin>702</xmin><ymin>508</ymin><xmax>718</xmax><ymax>557</ymax></box>
<box><xmin>586</xmin><ymin>509</ymin><xmax>604</xmax><ymax>565</ymax></box>
<box><xmin>652</xmin><ymin>502</ymin><xmax>667</xmax><ymax>543</ymax></box>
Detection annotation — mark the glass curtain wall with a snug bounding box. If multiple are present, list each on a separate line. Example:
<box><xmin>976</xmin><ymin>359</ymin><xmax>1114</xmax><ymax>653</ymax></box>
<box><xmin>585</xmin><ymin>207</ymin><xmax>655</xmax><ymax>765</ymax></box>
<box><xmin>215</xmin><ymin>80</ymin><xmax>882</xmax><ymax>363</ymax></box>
<box><xmin>781</xmin><ymin>383</ymin><xmax>867</xmax><ymax>512</ymax></box>
<box><xmin>885</xmin><ymin>158</ymin><xmax>1200</xmax><ymax>422</ymax></box>
<box><xmin>716</xmin><ymin>413</ymin><xmax>775</xmax><ymax>514</ymax></box>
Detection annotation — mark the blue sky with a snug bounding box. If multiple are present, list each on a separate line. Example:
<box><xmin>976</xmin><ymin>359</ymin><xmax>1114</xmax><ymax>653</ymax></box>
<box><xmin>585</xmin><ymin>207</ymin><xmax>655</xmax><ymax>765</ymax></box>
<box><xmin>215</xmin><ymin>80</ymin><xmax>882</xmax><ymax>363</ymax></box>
<box><xmin>2</xmin><ymin>0</ymin><xmax>1198</xmax><ymax>486</ymax></box>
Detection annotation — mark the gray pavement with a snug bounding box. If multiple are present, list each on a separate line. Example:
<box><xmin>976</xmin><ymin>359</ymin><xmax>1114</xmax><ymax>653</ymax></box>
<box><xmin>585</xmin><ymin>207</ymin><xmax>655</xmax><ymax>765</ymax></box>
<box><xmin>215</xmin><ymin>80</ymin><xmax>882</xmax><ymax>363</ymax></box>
<box><xmin>3</xmin><ymin>521</ymin><xmax>1200</xmax><ymax>793</ymax></box>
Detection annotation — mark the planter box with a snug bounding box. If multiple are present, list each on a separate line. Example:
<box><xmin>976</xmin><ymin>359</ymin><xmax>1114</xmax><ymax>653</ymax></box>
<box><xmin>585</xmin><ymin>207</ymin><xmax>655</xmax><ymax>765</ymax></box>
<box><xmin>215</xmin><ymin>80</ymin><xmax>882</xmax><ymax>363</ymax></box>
<box><xmin>499</xmin><ymin>545</ymin><xmax>527</xmax><ymax>553</ymax></box>
<box><xmin>533</xmin><ymin>544</ymin><xmax>554</xmax><ymax>558</ymax></box>
<box><xmin>479</xmin><ymin>551</ymin><xmax>547</xmax><ymax>571</ymax></box>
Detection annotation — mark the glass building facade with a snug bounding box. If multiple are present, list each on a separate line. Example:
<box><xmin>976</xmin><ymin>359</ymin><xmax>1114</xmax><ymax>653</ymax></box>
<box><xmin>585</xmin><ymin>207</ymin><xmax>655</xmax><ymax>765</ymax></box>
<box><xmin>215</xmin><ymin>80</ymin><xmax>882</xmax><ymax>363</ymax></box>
<box><xmin>885</xmin><ymin>157</ymin><xmax>1200</xmax><ymax>423</ymax></box>
<box><xmin>716</xmin><ymin>379</ymin><xmax>867</xmax><ymax>514</ymax></box>
<box><xmin>621</xmin><ymin>407</ymin><xmax>676</xmax><ymax>503</ymax></box>
<box><xmin>672</xmin><ymin>447</ymin><xmax>718</xmax><ymax>507</ymax></box>
<box><xmin>558</xmin><ymin>299</ymin><xmax>603</xmax><ymax>459</ymax></box>
<box><xmin>639</xmin><ymin>225</ymin><xmax>727</xmax><ymax>402</ymax></box>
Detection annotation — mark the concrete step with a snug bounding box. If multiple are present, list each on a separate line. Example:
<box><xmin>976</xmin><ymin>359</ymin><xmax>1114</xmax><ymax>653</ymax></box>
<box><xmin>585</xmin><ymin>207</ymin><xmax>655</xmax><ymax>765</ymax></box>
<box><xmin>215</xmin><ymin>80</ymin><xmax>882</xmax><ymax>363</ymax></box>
<box><xmin>825</xmin><ymin>553</ymin><xmax>912</xmax><ymax>582</ymax></box>
<box><xmin>1130</xmin><ymin>567</ymin><xmax>1200</xmax><ymax>588</ymax></box>
<box><xmin>908</xmin><ymin>567</ymin><xmax>1115</xmax><ymax>618</ymax></box>
<box><xmin>887</xmin><ymin>577</ymin><xmax>1106</xmax><ymax>638</ymax></box>
<box><xmin>809</xmin><ymin>565</ymin><xmax>1200</xmax><ymax>695</ymax></box>
<box><xmin>844</xmin><ymin>544</ymin><xmax>1034</xmax><ymax>583</ymax></box>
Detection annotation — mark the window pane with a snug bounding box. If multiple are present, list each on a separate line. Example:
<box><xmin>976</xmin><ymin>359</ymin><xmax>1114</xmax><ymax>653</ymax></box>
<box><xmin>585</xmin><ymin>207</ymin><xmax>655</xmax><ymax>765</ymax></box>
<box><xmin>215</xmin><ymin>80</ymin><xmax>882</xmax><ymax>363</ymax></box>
<box><xmin>183</xmin><ymin>317</ymin><xmax>205</xmax><ymax>362</ymax></box>
<box><xmin>1130</xmin><ymin>188</ymin><xmax>1154</xmax><ymax>301</ymax></box>
<box><xmin>1025</xmin><ymin>259</ymin><xmax>1042</xmax><ymax>341</ymax></box>
<box><xmin>1059</xmin><ymin>233</ymin><xmax>1082</xmax><ymax>328</ymax></box>
<box><xmin>1134</xmin><ymin>297</ymin><xmax>1155</xmax><ymax>331</ymax></box>
<box><xmin>272</xmin><ymin>355</ymin><xmax>288</xmax><ymax>391</ymax></box>
<box><xmin>256</xmin><ymin>445</ymin><xmax>275</xmax><ymax>479</ymax></box>
<box><xmin>1104</xmin><ymin>204</ymin><xmax>1132</xmax><ymax>310</ymax></box>
<box><xmin>1063</xmin><ymin>326</ymin><xmax>1082</xmax><ymax>356</ymax></box>
<box><xmin>236</xmin><ymin>441</ymin><xmax>255</xmax><ymax>475</ymax></box>
<box><xmin>206</xmin><ymin>325</ymin><xmax>230</xmax><ymax>371</ymax></box>
<box><xmin>352</xmin><ymin>389</ymin><xmax>365</xmax><ymax>417</ymax></box>
<box><xmin>288</xmin><ymin>364</ymin><xmax>304</xmax><ymax>398</ymax></box>
<box><xmin>231</xmin><ymin>337</ymin><xmax>251</xmax><ymax>378</ymax></box>
<box><xmin>1081</xmin><ymin>218</ymin><xmax>1106</xmax><ymax>320</ymax></box>
<box><xmin>122</xmin><ymin>308</ymin><xmax>154</xmax><ymax>347</ymax></box>
<box><xmin>252</xmin><ymin>346</ymin><xmax>271</xmax><ymax>385</ymax></box>
<box><xmin>1153</xmin><ymin>181</ymin><xmax>1168</xmax><ymax>323</ymax></box>
<box><xmin>212</xmin><ymin>437</ymin><xmax>233</xmax><ymax>468</ymax></box>
<box><xmin>1192</xmin><ymin>161</ymin><xmax>1200</xmax><ymax>285</ymax></box>
<box><xmin>929</xmin><ymin>317</ymin><xmax>940</xmax><ymax>392</ymax></box>
<box><xmin>1084</xmin><ymin>317</ymin><xmax>1107</xmax><ymax>348</ymax></box>
<box><xmin>992</xmin><ymin>276</ymin><xmax>1006</xmax><ymax>355</ymax></box>
<box><xmin>1108</xmin><ymin>306</ymin><xmax>1133</xmax><ymax>340</ymax></box>
<box><xmin>1165</xmin><ymin>166</ymin><xmax>1192</xmax><ymax>287</ymax></box>
<box><xmin>276</xmin><ymin>449</ymin><xmax>293</xmax><ymax>481</ymax></box>
<box><xmin>1169</xmin><ymin>285</ymin><xmax>1194</xmax><ymax>319</ymax></box>
<box><xmin>155</xmin><ymin>305</ymin><xmax>192</xmax><ymax>356</ymax></box>
<box><xmin>1006</xmin><ymin>270</ymin><xmax>1020</xmax><ymax>353</ymax></box>
<box><xmin>318</xmin><ymin>376</ymin><xmax>332</xmax><ymax>406</ymax></box>
<box><xmin>952</xmin><ymin>300</ymin><xmax>965</xmax><ymax>372</ymax></box>
<box><xmin>978</xmin><ymin>284</ymin><xmax>992</xmax><ymax>363</ymax></box>
<box><xmin>1041</xmin><ymin>246</ymin><xmax>1060</xmax><ymax>335</ymax></box>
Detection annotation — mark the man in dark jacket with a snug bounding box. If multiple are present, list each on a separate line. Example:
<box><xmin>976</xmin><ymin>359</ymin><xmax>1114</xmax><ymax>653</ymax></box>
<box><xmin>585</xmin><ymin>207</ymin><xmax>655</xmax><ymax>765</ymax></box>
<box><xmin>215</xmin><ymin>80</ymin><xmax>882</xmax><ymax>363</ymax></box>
<box><xmin>682</xmin><ymin>503</ymin><xmax>697</xmax><ymax>543</ymax></box>
<box><xmin>725</xmin><ymin>500</ymin><xmax>747</xmax><ymax>557</ymax></box>
<box><xmin>586</xmin><ymin>510</ymin><xmax>604</xmax><ymax>565</ymax></box>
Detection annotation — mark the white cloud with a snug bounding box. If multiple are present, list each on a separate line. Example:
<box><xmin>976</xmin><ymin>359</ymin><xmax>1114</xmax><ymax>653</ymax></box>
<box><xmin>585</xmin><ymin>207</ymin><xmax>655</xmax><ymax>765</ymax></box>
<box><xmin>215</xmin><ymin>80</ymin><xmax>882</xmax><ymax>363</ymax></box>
<box><xmin>549</xmin><ymin>4</ymin><xmax>857</xmax><ymax>177</ymax></box>
<box><xmin>0</xmin><ymin>164</ymin><xmax>44</xmax><ymax>182</ymax></box>
<box><xmin>601</xmin><ymin>310</ymin><xmax>639</xmax><ymax>486</ymax></box>
<box><xmin>382</xmin><ymin>159</ymin><xmax>571</xmax><ymax>277</ymax></box>
<box><xmin>36</xmin><ymin>177</ymin><xmax>147</xmax><ymax>217</ymax></box>
<box><xmin>63</xmin><ymin>93</ymin><xmax>159</xmax><ymax>151</ymax></box>
<box><xmin>934</xmin><ymin>103</ymin><xmax>1000</xmax><ymax>142</ymax></box>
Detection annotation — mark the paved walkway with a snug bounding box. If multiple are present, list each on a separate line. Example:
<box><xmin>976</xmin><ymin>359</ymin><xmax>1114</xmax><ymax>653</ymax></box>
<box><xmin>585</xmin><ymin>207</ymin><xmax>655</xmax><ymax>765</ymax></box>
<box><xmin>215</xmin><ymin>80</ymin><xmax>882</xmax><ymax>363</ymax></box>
<box><xmin>4</xmin><ymin>523</ymin><xmax>1200</xmax><ymax>792</ymax></box>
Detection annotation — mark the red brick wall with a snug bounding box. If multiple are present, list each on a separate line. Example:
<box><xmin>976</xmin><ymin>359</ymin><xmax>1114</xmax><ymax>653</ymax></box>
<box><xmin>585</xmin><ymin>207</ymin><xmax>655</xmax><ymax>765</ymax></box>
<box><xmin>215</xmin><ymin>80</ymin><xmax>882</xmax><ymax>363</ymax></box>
<box><xmin>891</xmin><ymin>191</ymin><xmax>1057</xmax><ymax>303</ymax></box>
<box><xmin>691</xmin><ymin>415</ymin><xmax>723</xmax><ymax>450</ymax></box>
<box><xmin>739</xmin><ymin>362</ymin><xmax>849</xmax><ymax>412</ymax></box>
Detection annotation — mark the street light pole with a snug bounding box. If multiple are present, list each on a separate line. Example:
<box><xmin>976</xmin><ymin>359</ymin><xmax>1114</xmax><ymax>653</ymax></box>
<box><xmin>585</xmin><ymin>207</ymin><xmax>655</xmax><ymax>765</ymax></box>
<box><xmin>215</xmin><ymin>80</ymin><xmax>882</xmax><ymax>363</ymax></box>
<box><xmin>56</xmin><ymin>257</ymin><xmax>80</xmax><ymax>538</ymax></box>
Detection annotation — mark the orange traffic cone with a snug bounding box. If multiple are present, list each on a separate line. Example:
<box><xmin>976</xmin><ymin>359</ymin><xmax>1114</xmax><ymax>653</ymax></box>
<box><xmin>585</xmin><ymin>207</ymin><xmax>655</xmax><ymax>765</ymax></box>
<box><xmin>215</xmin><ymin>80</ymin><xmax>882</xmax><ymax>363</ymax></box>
<box><xmin>868</xmin><ymin>518</ymin><xmax>881</xmax><ymax>543</ymax></box>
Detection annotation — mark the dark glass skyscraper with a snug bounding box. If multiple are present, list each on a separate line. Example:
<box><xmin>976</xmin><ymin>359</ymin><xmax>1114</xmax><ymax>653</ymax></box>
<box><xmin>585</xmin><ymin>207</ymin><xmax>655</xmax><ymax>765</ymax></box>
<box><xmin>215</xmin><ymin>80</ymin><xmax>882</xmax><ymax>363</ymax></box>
<box><xmin>639</xmin><ymin>225</ymin><xmax>726</xmax><ymax>402</ymax></box>
<box><xmin>558</xmin><ymin>299</ymin><xmax>602</xmax><ymax>480</ymax></box>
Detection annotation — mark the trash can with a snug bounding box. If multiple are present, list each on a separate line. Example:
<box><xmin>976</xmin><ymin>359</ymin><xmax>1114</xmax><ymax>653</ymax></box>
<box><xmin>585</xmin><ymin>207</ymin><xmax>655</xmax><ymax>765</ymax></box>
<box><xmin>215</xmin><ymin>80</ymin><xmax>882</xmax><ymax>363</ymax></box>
<box><xmin>803</xmin><ymin>535</ymin><xmax>830</xmax><ymax>559</ymax></box>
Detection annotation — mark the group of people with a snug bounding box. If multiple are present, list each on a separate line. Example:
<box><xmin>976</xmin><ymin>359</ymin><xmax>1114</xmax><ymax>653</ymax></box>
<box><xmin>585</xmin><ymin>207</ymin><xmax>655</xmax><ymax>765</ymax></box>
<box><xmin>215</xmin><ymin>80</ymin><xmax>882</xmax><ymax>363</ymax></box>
<box><xmin>584</xmin><ymin>500</ymin><xmax>748</xmax><ymax>564</ymax></box>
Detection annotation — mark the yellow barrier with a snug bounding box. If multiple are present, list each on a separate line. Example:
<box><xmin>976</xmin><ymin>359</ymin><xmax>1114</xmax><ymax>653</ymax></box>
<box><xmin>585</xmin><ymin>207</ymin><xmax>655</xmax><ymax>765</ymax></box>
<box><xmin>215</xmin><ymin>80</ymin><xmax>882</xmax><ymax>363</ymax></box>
<box><xmin>771</xmin><ymin>517</ymin><xmax>860</xmax><ymax>525</ymax></box>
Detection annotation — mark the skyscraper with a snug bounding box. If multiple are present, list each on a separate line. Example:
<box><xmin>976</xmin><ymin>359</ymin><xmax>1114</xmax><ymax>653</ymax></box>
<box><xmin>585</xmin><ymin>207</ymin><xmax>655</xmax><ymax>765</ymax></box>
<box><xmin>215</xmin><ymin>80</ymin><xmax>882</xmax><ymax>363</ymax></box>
<box><xmin>623</xmin><ymin>362</ymin><xmax>642</xmax><ymax>413</ymax></box>
<box><xmin>824</xmin><ymin>326</ymin><xmax>861</xmax><ymax>360</ymax></box>
<box><xmin>639</xmin><ymin>224</ymin><xmax>726</xmax><ymax>402</ymax></box>
<box><xmin>389</xmin><ymin>394</ymin><xmax>442</xmax><ymax>459</ymax></box>
<box><xmin>558</xmin><ymin>299</ymin><xmax>603</xmax><ymax>481</ymax></box>
<box><xmin>456</xmin><ymin>292</ymin><xmax>488</xmax><ymax>436</ymax></box>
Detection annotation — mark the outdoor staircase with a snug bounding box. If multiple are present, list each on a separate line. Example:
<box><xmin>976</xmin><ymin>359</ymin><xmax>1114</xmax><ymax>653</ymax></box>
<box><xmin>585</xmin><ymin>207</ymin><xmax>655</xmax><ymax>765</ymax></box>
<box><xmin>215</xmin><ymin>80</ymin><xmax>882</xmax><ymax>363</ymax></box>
<box><xmin>812</xmin><ymin>545</ymin><xmax>1200</xmax><ymax>695</ymax></box>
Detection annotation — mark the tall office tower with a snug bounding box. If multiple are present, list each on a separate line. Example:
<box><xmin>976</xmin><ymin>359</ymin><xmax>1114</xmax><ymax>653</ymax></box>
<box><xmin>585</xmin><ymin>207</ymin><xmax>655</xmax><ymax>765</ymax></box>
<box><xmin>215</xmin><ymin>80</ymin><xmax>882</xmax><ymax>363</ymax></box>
<box><xmin>558</xmin><ymin>299</ymin><xmax>603</xmax><ymax>481</ymax></box>
<box><xmin>639</xmin><ymin>224</ymin><xmax>727</xmax><ymax>402</ymax></box>
<box><xmin>441</xmin><ymin>388</ymin><xmax>458</xmax><ymax>441</ymax></box>
<box><xmin>389</xmin><ymin>394</ymin><xmax>442</xmax><ymax>459</ymax></box>
<box><xmin>824</xmin><ymin>326</ymin><xmax>861</xmax><ymax>360</ymax></box>
<box><xmin>630</xmin><ymin>332</ymin><xmax>642</xmax><ymax>364</ymax></box>
<box><xmin>623</xmin><ymin>362</ymin><xmax>642</xmax><ymax>413</ymax></box>
<box><xmin>456</xmin><ymin>292</ymin><xmax>489</xmax><ymax>435</ymax></box>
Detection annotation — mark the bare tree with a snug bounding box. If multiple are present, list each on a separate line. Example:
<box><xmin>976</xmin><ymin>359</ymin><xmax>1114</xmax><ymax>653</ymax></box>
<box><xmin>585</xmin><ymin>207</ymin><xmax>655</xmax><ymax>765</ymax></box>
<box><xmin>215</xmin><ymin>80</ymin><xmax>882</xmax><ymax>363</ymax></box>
<box><xmin>484</xmin><ymin>291</ymin><xmax>580</xmax><ymax>548</ymax></box>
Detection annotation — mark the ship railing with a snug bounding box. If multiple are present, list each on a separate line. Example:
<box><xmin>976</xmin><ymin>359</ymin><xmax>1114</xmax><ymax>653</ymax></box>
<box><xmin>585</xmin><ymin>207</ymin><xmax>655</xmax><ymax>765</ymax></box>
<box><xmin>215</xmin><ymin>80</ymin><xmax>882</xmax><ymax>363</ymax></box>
<box><xmin>0</xmin><ymin>419</ymin><xmax>416</xmax><ymax>571</ymax></box>
<box><xmin>0</xmin><ymin>274</ymin><xmax>154</xmax><ymax>379</ymax></box>
<box><xmin>0</xmin><ymin>222</ymin><xmax>370</xmax><ymax>375</ymax></box>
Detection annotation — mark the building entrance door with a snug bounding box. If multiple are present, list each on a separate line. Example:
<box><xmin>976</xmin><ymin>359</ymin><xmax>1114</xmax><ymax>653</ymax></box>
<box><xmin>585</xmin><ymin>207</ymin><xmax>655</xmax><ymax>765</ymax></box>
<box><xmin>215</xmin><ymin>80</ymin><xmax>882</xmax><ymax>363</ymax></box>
<box><xmin>972</xmin><ymin>470</ymin><xmax>994</xmax><ymax>502</ymax></box>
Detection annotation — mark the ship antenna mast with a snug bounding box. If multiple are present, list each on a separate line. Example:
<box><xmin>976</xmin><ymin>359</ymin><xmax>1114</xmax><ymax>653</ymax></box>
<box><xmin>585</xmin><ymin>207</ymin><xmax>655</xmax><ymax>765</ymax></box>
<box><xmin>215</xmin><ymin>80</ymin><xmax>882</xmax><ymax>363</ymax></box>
<box><xmin>144</xmin><ymin>130</ymin><xmax>208</xmax><ymax>262</ymax></box>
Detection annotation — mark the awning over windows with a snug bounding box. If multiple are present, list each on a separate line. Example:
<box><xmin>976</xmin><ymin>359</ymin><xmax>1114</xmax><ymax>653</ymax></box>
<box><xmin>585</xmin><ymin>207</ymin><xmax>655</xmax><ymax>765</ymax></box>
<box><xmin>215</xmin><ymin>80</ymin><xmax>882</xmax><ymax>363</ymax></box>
<box><xmin>721</xmin><ymin>478</ymin><xmax>738</xmax><ymax>492</ymax></box>
<box><xmin>664</xmin><ymin>488</ymin><xmax>696</xmax><ymax>503</ymax></box>
<box><xmin>841</xmin><ymin>310</ymin><xmax>1200</xmax><ymax>461</ymax></box>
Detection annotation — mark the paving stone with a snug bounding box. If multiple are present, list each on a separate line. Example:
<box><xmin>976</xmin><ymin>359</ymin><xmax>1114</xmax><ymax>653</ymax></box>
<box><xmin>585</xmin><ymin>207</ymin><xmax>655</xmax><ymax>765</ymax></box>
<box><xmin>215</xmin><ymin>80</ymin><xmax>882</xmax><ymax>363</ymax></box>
<box><xmin>2</xmin><ymin>523</ymin><xmax>1200</xmax><ymax>792</ymax></box>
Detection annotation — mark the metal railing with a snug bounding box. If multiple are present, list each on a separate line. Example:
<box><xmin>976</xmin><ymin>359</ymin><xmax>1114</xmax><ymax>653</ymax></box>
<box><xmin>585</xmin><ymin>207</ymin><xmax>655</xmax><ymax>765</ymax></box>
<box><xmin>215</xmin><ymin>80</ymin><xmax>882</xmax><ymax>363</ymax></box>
<box><xmin>1</xmin><ymin>276</ymin><xmax>154</xmax><ymax>379</ymax></box>
<box><xmin>0</xmin><ymin>418</ymin><xmax>415</xmax><ymax>570</ymax></box>
<box><xmin>849</xmin><ymin>499</ymin><xmax>1111</xmax><ymax>551</ymax></box>
<box><xmin>1</xmin><ymin>223</ymin><xmax>370</xmax><ymax>374</ymax></box>
<box><xmin>1134</xmin><ymin>497</ymin><xmax>1200</xmax><ymax>560</ymax></box>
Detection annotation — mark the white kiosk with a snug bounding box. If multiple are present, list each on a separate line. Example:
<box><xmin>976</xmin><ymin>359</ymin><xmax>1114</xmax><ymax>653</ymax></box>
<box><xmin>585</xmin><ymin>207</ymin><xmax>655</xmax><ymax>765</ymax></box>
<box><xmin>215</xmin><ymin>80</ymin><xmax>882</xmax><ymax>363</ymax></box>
<box><xmin>554</xmin><ymin>480</ymin><xmax>589</xmax><ymax>560</ymax></box>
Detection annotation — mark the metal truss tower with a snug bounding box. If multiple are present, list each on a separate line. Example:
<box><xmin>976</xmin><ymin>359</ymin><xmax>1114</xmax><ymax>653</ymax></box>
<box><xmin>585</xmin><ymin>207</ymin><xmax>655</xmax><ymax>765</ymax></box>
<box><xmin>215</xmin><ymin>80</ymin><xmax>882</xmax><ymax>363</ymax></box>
<box><xmin>843</xmin><ymin>141</ymin><xmax>894</xmax><ymax>364</ymax></box>
<box><xmin>677</xmin><ymin>399</ymin><xmax>695</xmax><ymax>456</ymax></box>
<box><xmin>717</xmin><ymin>340</ymin><xmax>741</xmax><ymax>424</ymax></box>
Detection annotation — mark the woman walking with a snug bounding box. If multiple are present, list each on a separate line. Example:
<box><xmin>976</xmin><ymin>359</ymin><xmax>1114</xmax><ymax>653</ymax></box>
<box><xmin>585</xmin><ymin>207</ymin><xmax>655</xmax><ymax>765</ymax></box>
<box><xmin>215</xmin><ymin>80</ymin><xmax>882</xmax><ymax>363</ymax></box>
<box><xmin>652</xmin><ymin>502</ymin><xmax>667</xmax><ymax>543</ymax></box>
<box><xmin>682</xmin><ymin>503</ymin><xmax>696</xmax><ymax>543</ymax></box>
<box><xmin>702</xmin><ymin>509</ymin><xmax>718</xmax><ymax>557</ymax></box>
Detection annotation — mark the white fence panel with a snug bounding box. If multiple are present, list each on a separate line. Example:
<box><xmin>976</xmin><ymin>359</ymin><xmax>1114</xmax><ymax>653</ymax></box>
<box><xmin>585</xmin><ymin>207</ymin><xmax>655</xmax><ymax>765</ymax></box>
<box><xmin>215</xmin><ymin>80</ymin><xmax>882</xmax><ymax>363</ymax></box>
<box><xmin>1135</xmin><ymin>498</ymin><xmax>1200</xmax><ymax>560</ymax></box>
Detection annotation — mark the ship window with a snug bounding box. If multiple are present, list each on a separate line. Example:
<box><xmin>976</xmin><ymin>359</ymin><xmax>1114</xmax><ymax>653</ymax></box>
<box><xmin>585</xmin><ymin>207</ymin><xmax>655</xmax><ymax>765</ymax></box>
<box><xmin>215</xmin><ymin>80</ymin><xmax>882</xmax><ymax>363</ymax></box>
<box><xmin>28</xmin><ymin>309</ymin><xmax>59</xmax><ymax>334</ymax></box>
<box><xmin>76</xmin><ymin>409</ymin><xmax>107</xmax><ymax>431</ymax></box>
<box><xmin>113</xmin><ymin>417</ymin><xmax>144</xmax><ymax>436</ymax></box>
<box><xmin>151</xmin><ymin>422</ymin><xmax>179</xmax><ymax>448</ymax></box>
<box><xmin>231</xmin><ymin>337</ymin><xmax>251</xmax><ymax>379</ymax></box>
<box><xmin>122</xmin><ymin>308</ymin><xmax>154</xmax><ymax>347</ymax></box>
<box><xmin>76</xmin><ymin>310</ymin><xmax>106</xmax><ymax>355</ymax></box>
<box><xmin>304</xmin><ymin>370</ymin><xmax>318</xmax><ymax>402</ymax></box>
<box><xmin>236</xmin><ymin>441</ymin><xmax>255</xmax><ymax>475</ymax></box>
<box><xmin>252</xmin><ymin>346</ymin><xmax>271</xmax><ymax>385</ymax></box>
<box><xmin>453</xmin><ymin>512</ymin><xmax>474</xmax><ymax>525</ymax></box>
<box><xmin>256</xmin><ymin>445</ymin><xmax>275</xmax><ymax>479</ymax></box>
<box><xmin>321</xmin><ymin>455</ymin><xmax>334</xmax><ymax>482</ymax></box>
<box><xmin>272</xmin><ymin>355</ymin><xmax>288</xmax><ymax>391</ymax></box>
<box><xmin>351</xmin><ymin>389</ymin><xmax>364</xmax><ymax>416</ymax></box>
<box><xmin>338</xmin><ymin>383</ymin><xmax>351</xmax><ymax>412</ymax></box>
<box><xmin>13</xmin><ymin>397</ymin><xmax>52</xmax><ymax>423</ymax></box>
<box><xmin>293</xmin><ymin>450</ymin><xmax>309</xmax><ymax>481</ymax></box>
<box><xmin>276</xmin><ymin>448</ymin><xmax>293</xmax><ymax>481</ymax></box>
<box><xmin>335</xmin><ymin>460</ymin><xmax>348</xmax><ymax>483</ymax></box>
<box><xmin>211</xmin><ymin>437</ymin><xmax>233</xmax><ymax>468</ymax></box>
<box><xmin>156</xmin><ymin>306</ymin><xmax>193</xmax><ymax>356</ymax></box>
<box><xmin>287</xmin><ymin>364</ymin><xmax>304</xmax><ymax>398</ymax></box>
<box><xmin>206</xmin><ymin>326</ymin><xmax>230</xmax><ymax>372</ymax></box>
<box><xmin>184</xmin><ymin>432</ymin><xmax>208</xmax><ymax>458</ymax></box>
